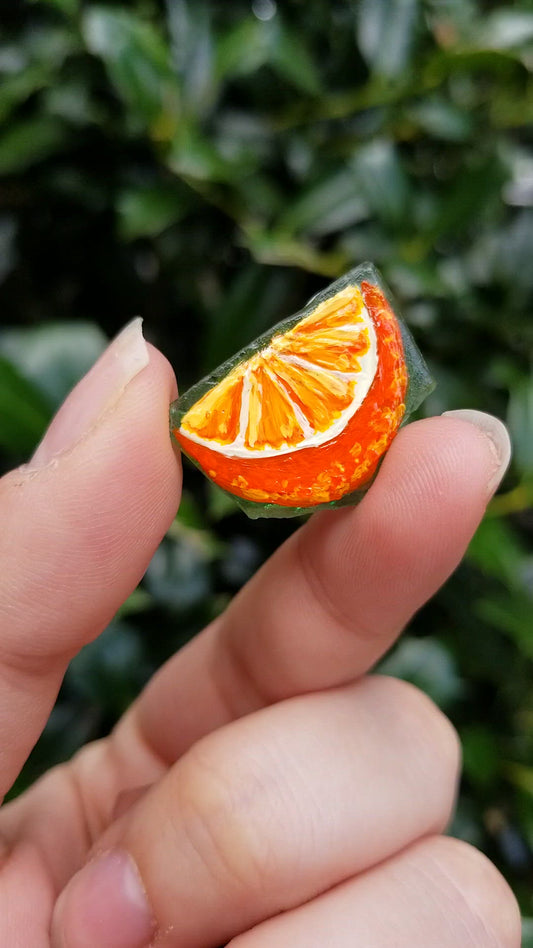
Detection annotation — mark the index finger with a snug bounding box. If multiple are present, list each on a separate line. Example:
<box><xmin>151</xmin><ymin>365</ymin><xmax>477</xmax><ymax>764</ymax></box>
<box><xmin>126</xmin><ymin>410</ymin><xmax>510</xmax><ymax>765</ymax></box>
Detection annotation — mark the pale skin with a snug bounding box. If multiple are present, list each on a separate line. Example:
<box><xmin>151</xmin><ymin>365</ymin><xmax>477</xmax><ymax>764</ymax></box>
<box><xmin>0</xmin><ymin>319</ymin><xmax>522</xmax><ymax>947</ymax></box>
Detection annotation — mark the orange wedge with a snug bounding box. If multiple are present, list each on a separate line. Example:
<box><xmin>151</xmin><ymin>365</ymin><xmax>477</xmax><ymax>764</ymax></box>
<box><xmin>173</xmin><ymin>280</ymin><xmax>408</xmax><ymax>508</ymax></box>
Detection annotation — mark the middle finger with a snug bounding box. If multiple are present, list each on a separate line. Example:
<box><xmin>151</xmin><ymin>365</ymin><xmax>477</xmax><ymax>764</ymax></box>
<box><xmin>131</xmin><ymin>414</ymin><xmax>501</xmax><ymax>765</ymax></box>
<box><xmin>51</xmin><ymin>675</ymin><xmax>459</xmax><ymax>948</ymax></box>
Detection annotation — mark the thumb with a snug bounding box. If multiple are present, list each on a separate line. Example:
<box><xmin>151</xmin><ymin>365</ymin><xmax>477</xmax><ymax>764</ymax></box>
<box><xmin>0</xmin><ymin>319</ymin><xmax>181</xmax><ymax>799</ymax></box>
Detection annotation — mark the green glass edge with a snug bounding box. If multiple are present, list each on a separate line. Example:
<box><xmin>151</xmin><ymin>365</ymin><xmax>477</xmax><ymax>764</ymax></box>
<box><xmin>170</xmin><ymin>262</ymin><xmax>435</xmax><ymax>520</ymax></box>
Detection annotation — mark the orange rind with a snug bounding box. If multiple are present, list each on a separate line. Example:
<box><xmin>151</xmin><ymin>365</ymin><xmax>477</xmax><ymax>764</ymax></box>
<box><xmin>170</xmin><ymin>263</ymin><xmax>434</xmax><ymax>518</ymax></box>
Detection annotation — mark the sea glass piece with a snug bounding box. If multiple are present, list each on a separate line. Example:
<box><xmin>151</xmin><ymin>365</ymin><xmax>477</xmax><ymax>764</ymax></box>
<box><xmin>170</xmin><ymin>262</ymin><xmax>435</xmax><ymax>519</ymax></box>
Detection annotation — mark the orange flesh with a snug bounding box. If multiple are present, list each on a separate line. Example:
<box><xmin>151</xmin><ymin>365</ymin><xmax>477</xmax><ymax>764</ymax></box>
<box><xmin>268</xmin><ymin>353</ymin><xmax>354</xmax><ymax>428</ymax></box>
<box><xmin>283</xmin><ymin>329</ymin><xmax>369</xmax><ymax>371</ymax></box>
<box><xmin>246</xmin><ymin>368</ymin><xmax>304</xmax><ymax>450</ymax></box>
<box><xmin>174</xmin><ymin>282</ymin><xmax>407</xmax><ymax>507</ymax></box>
<box><xmin>184</xmin><ymin>369</ymin><xmax>244</xmax><ymax>444</ymax></box>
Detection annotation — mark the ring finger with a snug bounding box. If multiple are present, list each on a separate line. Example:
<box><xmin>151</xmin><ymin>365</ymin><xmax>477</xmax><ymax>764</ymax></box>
<box><xmin>228</xmin><ymin>836</ymin><xmax>521</xmax><ymax>948</ymax></box>
<box><xmin>51</xmin><ymin>675</ymin><xmax>460</xmax><ymax>948</ymax></box>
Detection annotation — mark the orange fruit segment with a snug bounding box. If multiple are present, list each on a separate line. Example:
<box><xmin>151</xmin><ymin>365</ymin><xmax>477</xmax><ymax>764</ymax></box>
<box><xmin>173</xmin><ymin>280</ymin><xmax>409</xmax><ymax>509</ymax></box>
<box><xmin>180</xmin><ymin>286</ymin><xmax>376</xmax><ymax>456</ymax></box>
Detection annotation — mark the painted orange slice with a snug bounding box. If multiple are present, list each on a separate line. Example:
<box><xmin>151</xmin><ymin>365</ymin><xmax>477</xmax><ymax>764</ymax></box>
<box><xmin>173</xmin><ymin>281</ymin><xmax>407</xmax><ymax>507</ymax></box>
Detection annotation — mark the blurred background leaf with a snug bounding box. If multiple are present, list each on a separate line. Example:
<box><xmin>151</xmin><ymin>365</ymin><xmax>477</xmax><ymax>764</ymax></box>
<box><xmin>0</xmin><ymin>321</ymin><xmax>107</xmax><ymax>406</ymax></box>
<box><xmin>356</xmin><ymin>0</ymin><xmax>420</xmax><ymax>79</ymax></box>
<box><xmin>0</xmin><ymin>0</ymin><xmax>532</xmax><ymax>920</ymax></box>
<box><xmin>0</xmin><ymin>354</ymin><xmax>51</xmax><ymax>452</ymax></box>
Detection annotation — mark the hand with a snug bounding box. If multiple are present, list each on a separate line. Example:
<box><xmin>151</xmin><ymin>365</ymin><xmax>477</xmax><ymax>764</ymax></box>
<box><xmin>0</xmin><ymin>320</ymin><xmax>520</xmax><ymax>947</ymax></box>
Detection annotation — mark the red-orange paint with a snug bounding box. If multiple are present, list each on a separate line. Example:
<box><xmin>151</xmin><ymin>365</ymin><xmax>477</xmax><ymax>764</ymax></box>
<box><xmin>173</xmin><ymin>282</ymin><xmax>407</xmax><ymax>507</ymax></box>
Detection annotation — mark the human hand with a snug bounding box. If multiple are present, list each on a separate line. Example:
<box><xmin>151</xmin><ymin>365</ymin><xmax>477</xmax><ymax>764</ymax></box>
<box><xmin>0</xmin><ymin>320</ymin><xmax>520</xmax><ymax>947</ymax></box>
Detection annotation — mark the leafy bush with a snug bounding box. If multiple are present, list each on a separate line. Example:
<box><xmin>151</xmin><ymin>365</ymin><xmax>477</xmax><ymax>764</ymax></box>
<box><xmin>1</xmin><ymin>0</ymin><xmax>532</xmax><ymax>928</ymax></box>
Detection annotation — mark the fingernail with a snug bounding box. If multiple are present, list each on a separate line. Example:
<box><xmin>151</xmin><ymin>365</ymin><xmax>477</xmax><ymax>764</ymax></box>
<box><xmin>442</xmin><ymin>409</ymin><xmax>512</xmax><ymax>494</ymax></box>
<box><xmin>51</xmin><ymin>850</ymin><xmax>156</xmax><ymax>948</ymax></box>
<box><xmin>30</xmin><ymin>318</ymin><xmax>149</xmax><ymax>468</ymax></box>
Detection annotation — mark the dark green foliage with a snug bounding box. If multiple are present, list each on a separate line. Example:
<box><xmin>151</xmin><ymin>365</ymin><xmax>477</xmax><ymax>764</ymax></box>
<box><xmin>0</xmin><ymin>0</ymin><xmax>532</xmax><ymax>927</ymax></box>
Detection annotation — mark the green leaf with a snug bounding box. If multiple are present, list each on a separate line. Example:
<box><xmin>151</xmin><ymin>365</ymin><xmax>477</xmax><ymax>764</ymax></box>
<box><xmin>425</xmin><ymin>0</ymin><xmax>477</xmax><ymax>38</ymax></box>
<box><xmin>271</xmin><ymin>24</ymin><xmax>322</xmax><ymax>96</ymax></box>
<box><xmin>177</xmin><ymin>3</ymin><xmax>218</xmax><ymax>118</ymax></box>
<box><xmin>476</xmin><ymin>594</ymin><xmax>533</xmax><ymax>660</ymax></box>
<box><xmin>30</xmin><ymin>0</ymin><xmax>79</xmax><ymax>14</ymax></box>
<box><xmin>507</xmin><ymin>374</ymin><xmax>533</xmax><ymax>478</ymax></box>
<box><xmin>0</xmin><ymin>115</ymin><xmax>68</xmax><ymax>175</ymax></box>
<box><xmin>523</xmin><ymin>918</ymin><xmax>533</xmax><ymax>948</ymax></box>
<box><xmin>467</xmin><ymin>211</ymin><xmax>533</xmax><ymax>297</ymax></box>
<box><xmin>461</xmin><ymin>725</ymin><xmax>500</xmax><ymax>787</ymax></box>
<box><xmin>448</xmin><ymin>796</ymin><xmax>485</xmax><ymax>851</ymax></box>
<box><xmin>220</xmin><ymin>535</ymin><xmax>262</xmax><ymax>586</ymax></box>
<box><xmin>425</xmin><ymin>153</ymin><xmax>507</xmax><ymax>242</ymax></box>
<box><xmin>206</xmin><ymin>483</ymin><xmax>240</xmax><ymax>521</ymax></box>
<box><xmin>173</xmin><ymin>489</ymin><xmax>205</xmax><ymax>531</ymax></box>
<box><xmin>166</xmin><ymin>125</ymin><xmax>254</xmax><ymax>182</ymax></box>
<box><xmin>202</xmin><ymin>265</ymin><xmax>294</xmax><ymax>372</ymax></box>
<box><xmin>424</xmin><ymin>47</ymin><xmax>528</xmax><ymax>83</ymax></box>
<box><xmin>276</xmin><ymin>169</ymin><xmax>369</xmax><ymax>237</ymax></box>
<box><xmin>245</xmin><ymin>226</ymin><xmax>348</xmax><ymax>277</ymax></box>
<box><xmin>0</xmin><ymin>355</ymin><xmax>52</xmax><ymax>454</ymax></box>
<box><xmin>66</xmin><ymin>621</ymin><xmax>146</xmax><ymax>710</ymax></box>
<box><xmin>0</xmin><ymin>24</ymin><xmax>78</xmax><ymax>125</ymax></box>
<box><xmin>350</xmin><ymin>140</ymin><xmax>411</xmax><ymax>228</ymax></box>
<box><xmin>408</xmin><ymin>95</ymin><xmax>474</xmax><ymax>142</ymax></box>
<box><xmin>44</xmin><ymin>79</ymin><xmax>104</xmax><ymax>127</ymax></box>
<box><xmin>116</xmin><ymin>182</ymin><xmax>192</xmax><ymax>240</ymax></box>
<box><xmin>215</xmin><ymin>17</ymin><xmax>273</xmax><ymax>79</ymax></box>
<box><xmin>0</xmin><ymin>216</ymin><xmax>16</xmax><ymax>285</ymax></box>
<box><xmin>82</xmin><ymin>6</ymin><xmax>180</xmax><ymax>136</ymax></box>
<box><xmin>117</xmin><ymin>589</ymin><xmax>153</xmax><ymax>618</ymax></box>
<box><xmin>478</xmin><ymin>10</ymin><xmax>533</xmax><ymax>50</ymax></box>
<box><xmin>216</xmin><ymin>14</ymin><xmax>321</xmax><ymax>95</ymax></box>
<box><xmin>235</xmin><ymin>170</ymin><xmax>285</xmax><ymax>221</ymax></box>
<box><xmin>467</xmin><ymin>517</ymin><xmax>529</xmax><ymax>593</ymax></box>
<box><xmin>378</xmin><ymin>637</ymin><xmax>463</xmax><ymax>709</ymax></box>
<box><xmin>0</xmin><ymin>322</ymin><xmax>107</xmax><ymax>410</ymax></box>
<box><xmin>145</xmin><ymin>535</ymin><xmax>212</xmax><ymax>611</ymax></box>
<box><xmin>22</xmin><ymin>22</ymin><xmax>80</xmax><ymax>68</ymax></box>
<box><xmin>0</xmin><ymin>62</ymin><xmax>55</xmax><ymax>125</ymax></box>
<box><xmin>522</xmin><ymin>918</ymin><xmax>533</xmax><ymax>948</ymax></box>
<box><xmin>356</xmin><ymin>0</ymin><xmax>420</xmax><ymax>78</ymax></box>
<box><xmin>505</xmin><ymin>764</ymin><xmax>533</xmax><ymax>797</ymax></box>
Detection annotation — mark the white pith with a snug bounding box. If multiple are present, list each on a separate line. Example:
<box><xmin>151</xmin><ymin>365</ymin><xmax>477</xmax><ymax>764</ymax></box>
<box><xmin>180</xmin><ymin>302</ymin><xmax>378</xmax><ymax>458</ymax></box>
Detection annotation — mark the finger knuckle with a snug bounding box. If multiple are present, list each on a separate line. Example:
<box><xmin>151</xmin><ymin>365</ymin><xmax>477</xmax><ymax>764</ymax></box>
<box><xmin>176</xmin><ymin>736</ymin><xmax>277</xmax><ymax>895</ymax></box>
<box><xmin>426</xmin><ymin>837</ymin><xmax>522</xmax><ymax>948</ymax></box>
